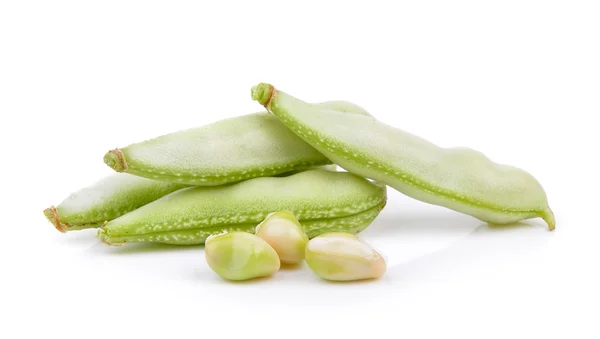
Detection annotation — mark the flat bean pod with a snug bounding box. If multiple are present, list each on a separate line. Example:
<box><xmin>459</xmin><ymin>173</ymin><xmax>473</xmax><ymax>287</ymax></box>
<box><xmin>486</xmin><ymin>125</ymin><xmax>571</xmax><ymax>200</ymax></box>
<box><xmin>44</xmin><ymin>173</ymin><xmax>188</xmax><ymax>232</ymax></box>
<box><xmin>104</xmin><ymin>101</ymin><xmax>370</xmax><ymax>186</ymax></box>
<box><xmin>251</xmin><ymin>83</ymin><xmax>555</xmax><ymax>230</ymax></box>
<box><xmin>97</xmin><ymin>169</ymin><xmax>387</xmax><ymax>245</ymax></box>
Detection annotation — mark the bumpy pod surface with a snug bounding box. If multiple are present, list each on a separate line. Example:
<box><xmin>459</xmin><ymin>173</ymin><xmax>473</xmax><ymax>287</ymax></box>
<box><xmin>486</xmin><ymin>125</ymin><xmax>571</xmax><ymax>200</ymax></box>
<box><xmin>305</xmin><ymin>232</ymin><xmax>387</xmax><ymax>281</ymax></box>
<box><xmin>44</xmin><ymin>173</ymin><xmax>187</xmax><ymax>232</ymax></box>
<box><xmin>205</xmin><ymin>231</ymin><xmax>281</xmax><ymax>281</ymax></box>
<box><xmin>97</xmin><ymin>169</ymin><xmax>387</xmax><ymax>245</ymax></box>
<box><xmin>103</xmin><ymin>101</ymin><xmax>370</xmax><ymax>186</ymax></box>
<box><xmin>251</xmin><ymin>83</ymin><xmax>555</xmax><ymax>230</ymax></box>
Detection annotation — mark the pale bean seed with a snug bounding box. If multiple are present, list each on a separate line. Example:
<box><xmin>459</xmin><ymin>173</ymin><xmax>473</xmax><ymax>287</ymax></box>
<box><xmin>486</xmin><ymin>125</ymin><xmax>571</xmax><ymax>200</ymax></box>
<box><xmin>305</xmin><ymin>232</ymin><xmax>387</xmax><ymax>281</ymax></box>
<box><xmin>205</xmin><ymin>231</ymin><xmax>280</xmax><ymax>281</ymax></box>
<box><xmin>255</xmin><ymin>211</ymin><xmax>309</xmax><ymax>264</ymax></box>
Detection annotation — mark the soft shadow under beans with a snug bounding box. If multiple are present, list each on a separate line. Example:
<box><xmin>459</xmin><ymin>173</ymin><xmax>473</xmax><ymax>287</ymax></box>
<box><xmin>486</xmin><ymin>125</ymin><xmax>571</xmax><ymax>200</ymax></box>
<box><xmin>315</xmin><ymin>276</ymin><xmax>389</xmax><ymax>286</ymax></box>
<box><xmin>361</xmin><ymin>210</ymin><xmax>483</xmax><ymax>238</ymax></box>
<box><xmin>386</xmin><ymin>221</ymin><xmax>554</xmax><ymax>280</ymax></box>
<box><xmin>87</xmin><ymin>241</ymin><xmax>203</xmax><ymax>255</ymax></box>
<box><xmin>54</xmin><ymin>228</ymin><xmax>99</xmax><ymax>245</ymax></box>
<box><xmin>279</xmin><ymin>262</ymin><xmax>308</xmax><ymax>271</ymax></box>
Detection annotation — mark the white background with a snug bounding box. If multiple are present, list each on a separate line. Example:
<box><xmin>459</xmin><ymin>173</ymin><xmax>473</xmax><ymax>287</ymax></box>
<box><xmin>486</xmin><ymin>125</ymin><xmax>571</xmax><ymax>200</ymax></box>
<box><xmin>1</xmin><ymin>1</ymin><xmax>599</xmax><ymax>338</ymax></box>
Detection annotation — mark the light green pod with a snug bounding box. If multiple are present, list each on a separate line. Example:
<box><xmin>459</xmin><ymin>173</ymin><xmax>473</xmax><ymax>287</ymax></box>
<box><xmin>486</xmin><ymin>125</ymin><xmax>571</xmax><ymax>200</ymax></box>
<box><xmin>255</xmin><ymin>211</ymin><xmax>309</xmax><ymax>264</ymax></box>
<box><xmin>251</xmin><ymin>83</ymin><xmax>555</xmax><ymax>230</ymax></box>
<box><xmin>97</xmin><ymin>169</ymin><xmax>387</xmax><ymax>246</ymax></box>
<box><xmin>44</xmin><ymin>173</ymin><xmax>188</xmax><ymax>232</ymax></box>
<box><xmin>305</xmin><ymin>232</ymin><xmax>387</xmax><ymax>281</ymax></box>
<box><xmin>103</xmin><ymin>101</ymin><xmax>370</xmax><ymax>186</ymax></box>
<box><xmin>204</xmin><ymin>231</ymin><xmax>281</xmax><ymax>281</ymax></box>
<box><xmin>274</xmin><ymin>163</ymin><xmax>338</xmax><ymax>176</ymax></box>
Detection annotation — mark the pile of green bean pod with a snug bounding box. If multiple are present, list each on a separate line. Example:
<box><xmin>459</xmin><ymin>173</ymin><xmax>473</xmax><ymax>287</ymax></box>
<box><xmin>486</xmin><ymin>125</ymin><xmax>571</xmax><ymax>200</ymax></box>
<box><xmin>44</xmin><ymin>84</ymin><xmax>554</xmax><ymax>282</ymax></box>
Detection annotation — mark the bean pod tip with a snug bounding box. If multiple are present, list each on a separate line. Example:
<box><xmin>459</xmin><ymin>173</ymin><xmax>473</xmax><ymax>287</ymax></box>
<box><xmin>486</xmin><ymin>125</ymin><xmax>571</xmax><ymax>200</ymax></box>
<box><xmin>96</xmin><ymin>227</ymin><xmax>122</xmax><ymax>246</ymax></box>
<box><xmin>43</xmin><ymin>206</ymin><xmax>67</xmax><ymax>233</ymax></box>
<box><xmin>104</xmin><ymin>148</ymin><xmax>128</xmax><ymax>172</ymax></box>
<box><xmin>543</xmin><ymin>208</ymin><xmax>556</xmax><ymax>231</ymax></box>
<box><xmin>251</xmin><ymin>83</ymin><xmax>275</xmax><ymax>108</ymax></box>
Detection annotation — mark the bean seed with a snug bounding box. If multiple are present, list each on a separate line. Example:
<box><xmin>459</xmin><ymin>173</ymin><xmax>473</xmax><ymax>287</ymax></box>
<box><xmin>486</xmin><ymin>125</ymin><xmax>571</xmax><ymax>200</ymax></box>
<box><xmin>205</xmin><ymin>231</ymin><xmax>280</xmax><ymax>281</ymax></box>
<box><xmin>305</xmin><ymin>232</ymin><xmax>387</xmax><ymax>281</ymax></box>
<box><xmin>255</xmin><ymin>211</ymin><xmax>309</xmax><ymax>264</ymax></box>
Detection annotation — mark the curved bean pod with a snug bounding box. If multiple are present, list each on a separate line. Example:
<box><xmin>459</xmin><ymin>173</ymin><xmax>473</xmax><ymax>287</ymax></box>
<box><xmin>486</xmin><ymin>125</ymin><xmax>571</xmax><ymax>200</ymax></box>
<box><xmin>97</xmin><ymin>169</ymin><xmax>387</xmax><ymax>246</ymax></box>
<box><xmin>44</xmin><ymin>173</ymin><xmax>188</xmax><ymax>232</ymax></box>
<box><xmin>103</xmin><ymin>101</ymin><xmax>370</xmax><ymax>186</ymax></box>
<box><xmin>251</xmin><ymin>83</ymin><xmax>555</xmax><ymax>230</ymax></box>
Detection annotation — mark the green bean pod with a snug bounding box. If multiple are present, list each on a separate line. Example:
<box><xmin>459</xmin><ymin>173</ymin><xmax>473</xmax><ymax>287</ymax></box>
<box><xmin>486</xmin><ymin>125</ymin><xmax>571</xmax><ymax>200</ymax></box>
<box><xmin>251</xmin><ymin>83</ymin><xmax>555</xmax><ymax>230</ymax></box>
<box><xmin>103</xmin><ymin>101</ymin><xmax>370</xmax><ymax>186</ymax></box>
<box><xmin>44</xmin><ymin>173</ymin><xmax>188</xmax><ymax>232</ymax></box>
<box><xmin>97</xmin><ymin>169</ymin><xmax>387</xmax><ymax>246</ymax></box>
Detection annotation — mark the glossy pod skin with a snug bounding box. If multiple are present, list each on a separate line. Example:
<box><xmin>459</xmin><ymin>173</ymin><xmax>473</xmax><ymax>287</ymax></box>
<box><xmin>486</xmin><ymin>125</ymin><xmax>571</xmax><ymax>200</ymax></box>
<box><xmin>44</xmin><ymin>173</ymin><xmax>187</xmax><ymax>232</ymax></box>
<box><xmin>251</xmin><ymin>83</ymin><xmax>555</xmax><ymax>230</ymax></box>
<box><xmin>103</xmin><ymin>101</ymin><xmax>370</xmax><ymax>186</ymax></box>
<box><xmin>97</xmin><ymin>169</ymin><xmax>387</xmax><ymax>246</ymax></box>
